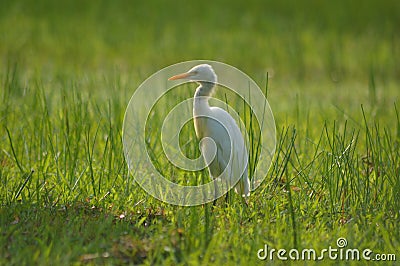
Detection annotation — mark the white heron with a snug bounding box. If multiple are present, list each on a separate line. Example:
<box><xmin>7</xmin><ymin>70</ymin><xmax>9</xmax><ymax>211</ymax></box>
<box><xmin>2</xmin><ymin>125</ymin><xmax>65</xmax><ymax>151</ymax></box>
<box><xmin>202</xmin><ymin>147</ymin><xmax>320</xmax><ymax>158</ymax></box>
<box><xmin>168</xmin><ymin>64</ymin><xmax>250</xmax><ymax>202</ymax></box>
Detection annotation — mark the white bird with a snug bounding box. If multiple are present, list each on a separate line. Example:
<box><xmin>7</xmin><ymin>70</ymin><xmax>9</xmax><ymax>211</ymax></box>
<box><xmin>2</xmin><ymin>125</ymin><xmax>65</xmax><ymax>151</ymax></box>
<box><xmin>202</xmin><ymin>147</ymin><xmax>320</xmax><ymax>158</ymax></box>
<box><xmin>168</xmin><ymin>64</ymin><xmax>250</xmax><ymax>202</ymax></box>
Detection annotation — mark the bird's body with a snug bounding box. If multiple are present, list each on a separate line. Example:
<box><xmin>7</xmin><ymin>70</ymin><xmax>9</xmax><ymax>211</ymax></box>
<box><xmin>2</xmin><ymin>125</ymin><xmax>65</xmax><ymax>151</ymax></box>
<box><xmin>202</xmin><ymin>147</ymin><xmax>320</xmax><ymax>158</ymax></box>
<box><xmin>169</xmin><ymin>64</ymin><xmax>250</xmax><ymax>199</ymax></box>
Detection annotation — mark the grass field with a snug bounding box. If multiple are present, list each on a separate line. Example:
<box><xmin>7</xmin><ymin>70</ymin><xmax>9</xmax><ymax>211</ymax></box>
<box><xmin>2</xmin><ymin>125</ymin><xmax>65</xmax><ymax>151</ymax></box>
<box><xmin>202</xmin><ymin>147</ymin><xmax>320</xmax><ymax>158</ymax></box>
<box><xmin>1</xmin><ymin>0</ymin><xmax>399</xmax><ymax>265</ymax></box>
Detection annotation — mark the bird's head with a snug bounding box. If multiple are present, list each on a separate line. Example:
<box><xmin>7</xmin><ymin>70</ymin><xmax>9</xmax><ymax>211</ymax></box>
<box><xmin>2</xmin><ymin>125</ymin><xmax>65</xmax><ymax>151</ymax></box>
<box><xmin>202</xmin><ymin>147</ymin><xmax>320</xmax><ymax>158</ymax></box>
<box><xmin>168</xmin><ymin>64</ymin><xmax>217</xmax><ymax>84</ymax></box>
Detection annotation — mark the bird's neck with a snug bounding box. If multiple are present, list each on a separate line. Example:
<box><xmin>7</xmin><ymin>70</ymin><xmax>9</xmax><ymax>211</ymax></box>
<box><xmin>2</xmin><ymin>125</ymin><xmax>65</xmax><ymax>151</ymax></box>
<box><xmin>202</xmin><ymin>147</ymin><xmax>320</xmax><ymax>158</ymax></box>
<box><xmin>193</xmin><ymin>82</ymin><xmax>215</xmax><ymax>139</ymax></box>
<box><xmin>193</xmin><ymin>82</ymin><xmax>214</xmax><ymax>115</ymax></box>
<box><xmin>194</xmin><ymin>81</ymin><xmax>215</xmax><ymax>98</ymax></box>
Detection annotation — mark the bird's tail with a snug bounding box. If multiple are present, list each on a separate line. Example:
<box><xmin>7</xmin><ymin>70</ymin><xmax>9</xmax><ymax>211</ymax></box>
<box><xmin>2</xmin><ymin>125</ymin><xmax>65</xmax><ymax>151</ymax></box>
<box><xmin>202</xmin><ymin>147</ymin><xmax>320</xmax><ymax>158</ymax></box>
<box><xmin>235</xmin><ymin>171</ymin><xmax>250</xmax><ymax>198</ymax></box>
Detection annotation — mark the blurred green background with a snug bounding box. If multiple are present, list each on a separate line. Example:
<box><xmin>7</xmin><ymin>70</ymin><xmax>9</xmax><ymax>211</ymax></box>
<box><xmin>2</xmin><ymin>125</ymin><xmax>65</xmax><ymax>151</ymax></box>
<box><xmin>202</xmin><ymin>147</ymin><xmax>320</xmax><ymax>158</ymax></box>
<box><xmin>1</xmin><ymin>0</ymin><xmax>398</xmax><ymax>78</ymax></box>
<box><xmin>1</xmin><ymin>0</ymin><xmax>399</xmax><ymax>120</ymax></box>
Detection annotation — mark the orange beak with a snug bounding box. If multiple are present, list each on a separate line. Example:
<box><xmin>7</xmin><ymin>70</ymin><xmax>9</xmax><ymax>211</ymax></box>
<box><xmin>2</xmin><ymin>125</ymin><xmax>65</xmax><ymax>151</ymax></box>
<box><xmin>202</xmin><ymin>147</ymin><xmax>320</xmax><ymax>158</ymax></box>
<box><xmin>168</xmin><ymin>72</ymin><xmax>195</xmax><ymax>80</ymax></box>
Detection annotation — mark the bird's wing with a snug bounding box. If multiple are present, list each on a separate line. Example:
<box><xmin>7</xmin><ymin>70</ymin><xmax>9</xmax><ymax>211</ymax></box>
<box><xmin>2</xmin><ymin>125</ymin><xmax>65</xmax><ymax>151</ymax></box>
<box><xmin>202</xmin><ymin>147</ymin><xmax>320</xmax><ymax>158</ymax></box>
<box><xmin>206</xmin><ymin>107</ymin><xmax>247</xmax><ymax>173</ymax></box>
<box><xmin>208</xmin><ymin>107</ymin><xmax>250</xmax><ymax>196</ymax></box>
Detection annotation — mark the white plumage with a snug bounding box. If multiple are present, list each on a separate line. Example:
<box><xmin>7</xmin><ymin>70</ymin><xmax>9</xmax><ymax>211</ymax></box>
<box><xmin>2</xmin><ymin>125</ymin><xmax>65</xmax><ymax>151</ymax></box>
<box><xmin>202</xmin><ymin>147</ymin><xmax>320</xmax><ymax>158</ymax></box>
<box><xmin>169</xmin><ymin>64</ymin><xmax>250</xmax><ymax>199</ymax></box>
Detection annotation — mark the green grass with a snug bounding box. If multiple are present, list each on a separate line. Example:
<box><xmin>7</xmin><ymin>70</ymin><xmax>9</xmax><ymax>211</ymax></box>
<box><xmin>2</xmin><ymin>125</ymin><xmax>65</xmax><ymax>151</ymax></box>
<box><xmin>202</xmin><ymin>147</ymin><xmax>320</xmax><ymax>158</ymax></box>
<box><xmin>1</xmin><ymin>0</ymin><xmax>399</xmax><ymax>265</ymax></box>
